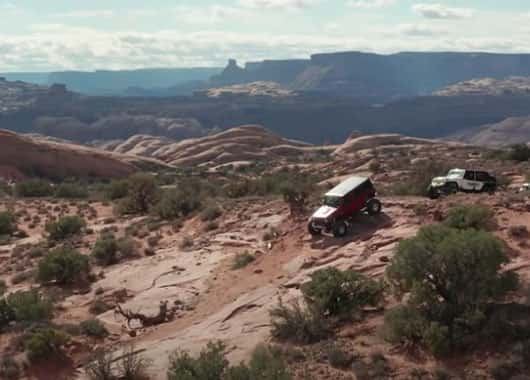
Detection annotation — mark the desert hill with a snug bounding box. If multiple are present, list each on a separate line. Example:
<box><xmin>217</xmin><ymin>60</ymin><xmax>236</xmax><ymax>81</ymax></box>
<box><xmin>0</xmin><ymin>129</ymin><xmax>165</xmax><ymax>180</ymax></box>
<box><xmin>101</xmin><ymin>125</ymin><xmax>329</xmax><ymax>168</ymax></box>
<box><xmin>448</xmin><ymin>116</ymin><xmax>530</xmax><ymax>146</ymax></box>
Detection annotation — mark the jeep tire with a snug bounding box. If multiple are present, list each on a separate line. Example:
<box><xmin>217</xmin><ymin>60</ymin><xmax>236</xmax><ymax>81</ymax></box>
<box><xmin>308</xmin><ymin>221</ymin><xmax>322</xmax><ymax>236</ymax></box>
<box><xmin>428</xmin><ymin>187</ymin><xmax>441</xmax><ymax>199</ymax></box>
<box><xmin>445</xmin><ymin>182</ymin><xmax>458</xmax><ymax>194</ymax></box>
<box><xmin>483</xmin><ymin>184</ymin><xmax>496</xmax><ymax>194</ymax></box>
<box><xmin>332</xmin><ymin>221</ymin><xmax>348</xmax><ymax>238</ymax></box>
<box><xmin>367</xmin><ymin>198</ymin><xmax>382</xmax><ymax>215</ymax></box>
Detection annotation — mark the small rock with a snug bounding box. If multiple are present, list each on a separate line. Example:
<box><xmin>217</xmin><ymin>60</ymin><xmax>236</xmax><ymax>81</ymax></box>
<box><xmin>144</xmin><ymin>248</ymin><xmax>156</xmax><ymax>256</ymax></box>
<box><xmin>128</xmin><ymin>330</ymin><xmax>137</xmax><ymax>338</ymax></box>
<box><xmin>254</xmin><ymin>269</ymin><xmax>263</xmax><ymax>274</ymax></box>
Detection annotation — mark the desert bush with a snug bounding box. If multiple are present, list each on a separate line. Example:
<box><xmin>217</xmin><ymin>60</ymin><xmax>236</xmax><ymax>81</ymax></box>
<box><xmin>54</xmin><ymin>183</ymin><xmax>88</xmax><ymax>199</ymax></box>
<box><xmin>179</xmin><ymin>235</ymin><xmax>194</xmax><ymax>250</ymax></box>
<box><xmin>92</xmin><ymin>234</ymin><xmax>118</xmax><ymax>266</ymax></box>
<box><xmin>86</xmin><ymin>350</ymin><xmax>115</xmax><ymax>380</ymax></box>
<box><xmin>385</xmin><ymin>160</ymin><xmax>452</xmax><ymax>196</ymax></box>
<box><xmin>226</xmin><ymin>344</ymin><xmax>292</xmax><ymax>380</ymax></box>
<box><xmin>301</xmin><ymin>267</ymin><xmax>383</xmax><ymax>319</ymax></box>
<box><xmin>167</xmin><ymin>341</ymin><xmax>228</xmax><ymax>380</ymax></box>
<box><xmin>0</xmin><ymin>355</ymin><xmax>20</xmax><ymax>380</ymax></box>
<box><xmin>205</xmin><ymin>221</ymin><xmax>218</xmax><ymax>231</ymax></box>
<box><xmin>506</xmin><ymin>144</ymin><xmax>530</xmax><ymax>162</ymax></box>
<box><xmin>200</xmin><ymin>206</ymin><xmax>222</xmax><ymax>222</ymax></box>
<box><xmin>154</xmin><ymin>189</ymin><xmax>201</xmax><ymax>220</ymax></box>
<box><xmin>326</xmin><ymin>343</ymin><xmax>353</xmax><ymax>369</ymax></box>
<box><xmin>0</xmin><ymin>212</ymin><xmax>16</xmax><ymax>236</ymax></box>
<box><xmin>80</xmin><ymin>319</ymin><xmax>108</xmax><ymax>338</ymax></box>
<box><xmin>232</xmin><ymin>251</ymin><xmax>255</xmax><ymax>269</ymax></box>
<box><xmin>385</xmin><ymin>224</ymin><xmax>519</xmax><ymax>355</ymax></box>
<box><xmin>443</xmin><ymin>205</ymin><xmax>494</xmax><ymax>230</ymax></box>
<box><xmin>167</xmin><ymin>342</ymin><xmax>290</xmax><ymax>380</ymax></box>
<box><xmin>15</xmin><ymin>179</ymin><xmax>53</xmax><ymax>198</ymax></box>
<box><xmin>25</xmin><ymin>328</ymin><xmax>69</xmax><ymax>362</ymax></box>
<box><xmin>118</xmin><ymin>346</ymin><xmax>152</xmax><ymax>380</ymax></box>
<box><xmin>270</xmin><ymin>299</ymin><xmax>331</xmax><ymax>344</ymax></box>
<box><xmin>107</xmin><ymin>180</ymin><xmax>129</xmax><ymax>200</ymax></box>
<box><xmin>46</xmin><ymin>215</ymin><xmax>86</xmax><ymax>240</ymax></box>
<box><xmin>119</xmin><ymin>174</ymin><xmax>159</xmax><ymax>215</ymax></box>
<box><xmin>37</xmin><ymin>247</ymin><xmax>90</xmax><ymax>285</ymax></box>
<box><xmin>6</xmin><ymin>290</ymin><xmax>53</xmax><ymax>322</ymax></box>
<box><xmin>0</xmin><ymin>280</ymin><xmax>6</xmax><ymax>296</ymax></box>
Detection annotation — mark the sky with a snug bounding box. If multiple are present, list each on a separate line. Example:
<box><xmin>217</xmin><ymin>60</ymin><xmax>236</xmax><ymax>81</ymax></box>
<box><xmin>1</xmin><ymin>0</ymin><xmax>529</xmax><ymax>71</ymax></box>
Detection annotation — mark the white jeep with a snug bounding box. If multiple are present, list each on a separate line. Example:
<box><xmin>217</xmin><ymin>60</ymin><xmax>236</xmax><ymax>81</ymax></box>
<box><xmin>428</xmin><ymin>169</ymin><xmax>497</xmax><ymax>199</ymax></box>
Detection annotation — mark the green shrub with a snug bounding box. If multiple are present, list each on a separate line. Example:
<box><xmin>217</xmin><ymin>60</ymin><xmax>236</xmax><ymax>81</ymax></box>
<box><xmin>0</xmin><ymin>299</ymin><xmax>15</xmax><ymax>330</ymax></box>
<box><xmin>232</xmin><ymin>252</ymin><xmax>255</xmax><ymax>269</ymax></box>
<box><xmin>154</xmin><ymin>189</ymin><xmax>201</xmax><ymax>220</ymax></box>
<box><xmin>167</xmin><ymin>342</ymin><xmax>291</xmax><ymax>380</ymax></box>
<box><xmin>37</xmin><ymin>247</ymin><xmax>90</xmax><ymax>285</ymax></box>
<box><xmin>200</xmin><ymin>206</ymin><xmax>222</xmax><ymax>222</ymax></box>
<box><xmin>0</xmin><ymin>356</ymin><xmax>20</xmax><ymax>380</ymax></box>
<box><xmin>443</xmin><ymin>205</ymin><xmax>494</xmax><ymax>230</ymax></box>
<box><xmin>6</xmin><ymin>290</ymin><xmax>53</xmax><ymax>322</ymax></box>
<box><xmin>92</xmin><ymin>234</ymin><xmax>119</xmax><ymax>266</ymax></box>
<box><xmin>80</xmin><ymin>319</ymin><xmax>108</xmax><ymax>338</ymax></box>
<box><xmin>226</xmin><ymin>344</ymin><xmax>292</xmax><ymax>380</ymax></box>
<box><xmin>15</xmin><ymin>179</ymin><xmax>53</xmax><ymax>198</ymax></box>
<box><xmin>506</xmin><ymin>144</ymin><xmax>530</xmax><ymax>162</ymax></box>
<box><xmin>167</xmin><ymin>341</ymin><xmax>228</xmax><ymax>380</ymax></box>
<box><xmin>301</xmin><ymin>267</ymin><xmax>383</xmax><ymax>319</ymax></box>
<box><xmin>385</xmin><ymin>224</ymin><xmax>519</xmax><ymax>355</ymax></box>
<box><xmin>0</xmin><ymin>280</ymin><xmax>6</xmax><ymax>296</ymax></box>
<box><xmin>107</xmin><ymin>180</ymin><xmax>129</xmax><ymax>200</ymax></box>
<box><xmin>119</xmin><ymin>174</ymin><xmax>159</xmax><ymax>215</ymax></box>
<box><xmin>46</xmin><ymin>215</ymin><xmax>86</xmax><ymax>240</ymax></box>
<box><xmin>54</xmin><ymin>183</ymin><xmax>88</xmax><ymax>199</ymax></box>
<box><xmin>270</xmin><ymin>299</ymin><xmax>331</xmax><ymax>344</ymax></box>
<box><xmin>0</xmin><ymin>212</ymin><xmax>16</xmax><ymax>236</ymax></box>
<box><xmin>326</xmin><ymin>343</ymin><xmax>353</xmax><ymax>369</ymax></box>
<box><xmin>25</xmin><ymin>328</ymin><xmax>69</xmax><ymax>362</ymax></box>
<box><xmin>385</xmin><ymin>160</ymin><xmax>452</xmax><ymax>196</ymax></box>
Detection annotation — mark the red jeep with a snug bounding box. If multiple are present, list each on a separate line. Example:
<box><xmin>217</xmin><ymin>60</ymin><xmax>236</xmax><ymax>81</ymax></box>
<box><xmin>308</xmin><ymin>176</ymin><xmax>382</xmax><ymax>237</ymax></box>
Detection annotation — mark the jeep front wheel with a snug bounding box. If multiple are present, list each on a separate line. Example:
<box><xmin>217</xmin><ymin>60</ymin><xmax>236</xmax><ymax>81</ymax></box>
<box><xmin>332</xmin><ymin>221</ymin><xmax>348</xmax><ymax>238</ymax></box>
<box><xmin>445</xmin><ymin>182</ymin><xmax>458</xmax><ymax>194</ymax></box>
<box><xmin>367</xmin><ymin>199</ymin><xmax>382</xmax><ymax>215</ymax></box>
<box><xmin>308</xmin><ymin>222</ymin><xmax>322</xmax><ymax>236</ymax></box>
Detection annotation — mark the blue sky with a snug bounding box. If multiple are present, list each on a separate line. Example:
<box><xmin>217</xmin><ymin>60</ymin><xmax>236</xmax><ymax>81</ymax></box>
<box><xmin>1</xmin><ymin>0</ymin><xmax>529</xmax><ymax>71</ymax></box>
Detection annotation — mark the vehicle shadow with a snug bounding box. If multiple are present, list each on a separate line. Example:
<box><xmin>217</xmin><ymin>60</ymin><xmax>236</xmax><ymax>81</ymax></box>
<box><xmin>309</xmin><ymin>212</ymin><xmax>394</xmax><ymax>250</ymax></box>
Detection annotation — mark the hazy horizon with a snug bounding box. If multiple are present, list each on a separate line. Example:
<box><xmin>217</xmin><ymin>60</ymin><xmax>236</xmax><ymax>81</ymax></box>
<box><xmin>1</xmin><ymin>0</ymin><xmax>529</xmax><ymax>72</ymax></box>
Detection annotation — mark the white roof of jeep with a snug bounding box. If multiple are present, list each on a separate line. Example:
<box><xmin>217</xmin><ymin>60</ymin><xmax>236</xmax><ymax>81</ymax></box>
<box><xmin>325</xmin><ymin>176</ymin><xmax>369</xmax><ymax>197</ymax></box>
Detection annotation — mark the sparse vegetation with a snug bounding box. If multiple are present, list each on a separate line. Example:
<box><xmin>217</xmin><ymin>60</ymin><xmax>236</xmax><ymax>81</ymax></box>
<box><xmin>443</xmin><ymin>205</ymin><xmax>494</xmax><ymax>230</ymax></box>
<box><xmin>301</xmin><ymin>267</ymin><xmax>383</xmax><ymax>319</ymax></box>
<box><xmin>107</xmin><ymin>179</ymin><xmax>129</xmax><ymax>200</ymax></box>
<box><xmin>92</xmin><ymin>233</ymin><xmax>137</xmax><ymax>266</ymax></box>
<box><xmin>167</xmin><ymin>341</ymin><xmax>291</xmax><ymax>380</ymax></box>
<box><xmin>119</xmin><ymin>174</ymin><xmax>159</xmax><ymax>215</ymax></box>
<box><xmin>37</xmin><ymin>246</ymin><xmax>90</xmax><ymax>285</ymax></box>
<box><xmin>0</xmin><ymin>211</ymin><xmax>16</xmax><ymax>236</ymax></box>
<box><xmin>80</xmin><ymin>319</ymin><xmax>108</xmax><ymax>338</ymax></box>
<box><xmin>385</xmin><ymin>224</ymin><xmax>519</xmax><ymax>355</ymax></box>
<box><xmin>232</xmin><ymin>251</ymin><xmax>255</xmax><ymax>269</ymax></box>
<box><xmin>0</xmin><ymin>355</ymin><xmax>20</xmax><ymax>380</ymax></box>
<box><xmin>118</xmin><ymin>346</ymin><xmax>152</xmax><ymax>380</ymax></box>
<box><xmin>54</xmin><ymin>183</ymin><xmax>89</xmax><ymax>199</ymax></box>
<box><xmin>45</xmin><ymin>215</ymin><xmax>86</xmax><ymax>240</ymax></box>
<box><xmin>5</xmin><ymin>290</ymin><xmax>53</xmax><ymax>323</ymax></box>
<box><xmin>154</xmin><ymin>188</ymin><xmax>202</xmax><ymax>220</ymax></box>
<box><xmin>25</xmin><ymin>328</ymin><xmax>69</xmax><ymax>362</ymax></box>
<box><xmin>200</xmin><ymin>205</ymin><xmax>222</xmax><ymax>222</ymax></box>
<box><xmin>385</xmin><ymin>160</ymin><xmax>451</xmax><ymax>196</ymax></box>
<box><xmin>15</xmin><ymin>179</ymin><xmax>53</xmax><ymax>198</ymax></box>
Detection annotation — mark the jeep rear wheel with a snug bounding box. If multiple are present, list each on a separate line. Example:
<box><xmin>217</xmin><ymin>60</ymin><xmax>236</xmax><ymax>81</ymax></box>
<box><xmin>332</xmin><ymin>221</ymin><xmax>348</xmax><ymax>238</ymax></box>
<box><xmin>367</xmin><ymin>199</ymin><xmax>382</xmax><ymax>215</ymax></box>
<box><xmin>308</xmin><ymin>221</ymin><xmax>322</xmax><ymax>236</ymax></box>
<box><xmin>483</xmin><ymin>184</ymin><xmax>496</xmax><ymax>194</ymax></box>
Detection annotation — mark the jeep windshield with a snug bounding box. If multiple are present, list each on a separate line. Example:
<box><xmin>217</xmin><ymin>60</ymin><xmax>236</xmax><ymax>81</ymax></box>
<box><xmin>323</xmin><ymin>195</ymin><xmax>342</xmax><ymax>208</ymax></box>
<box><xmin>447</xmin><ymin>169</ymin><xmax>465</xmax><ymax>177</ymax></box>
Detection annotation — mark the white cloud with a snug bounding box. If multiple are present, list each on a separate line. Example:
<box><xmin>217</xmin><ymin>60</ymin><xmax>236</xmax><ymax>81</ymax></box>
<box><xmin>412</xmin><ymin>3</ymin><xmax>474</xmax><ymax>19</ymax></box>
<box><xmin>174</xmin><ymin>5</ymin><xmax>244</xmax><ymax>25</ymax></box>
<box><xmin>347</xmin><ymin>0</ymin><xmax>395</xmax><ymax>9</ymax></box>
<box><xmin>54</xmin><ymin>10</ymin><xmax>114</xmax><ymax>18</ymax></box>
<box><xmin>397</xmin><ymin>23</ymin><xmax>447</xmax><ymax>37</ymax></box>
<box><xmin>238</xmin><ymin>0</ymin><xmax>315</xmax><ymax>10</ymax></box>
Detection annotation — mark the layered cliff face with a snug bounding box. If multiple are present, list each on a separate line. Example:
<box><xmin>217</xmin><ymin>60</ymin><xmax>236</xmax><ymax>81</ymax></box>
<box><xmin>211</xmin><ymin>52</ymin><xmax>530</xmax><ymax>100</ymax></box>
